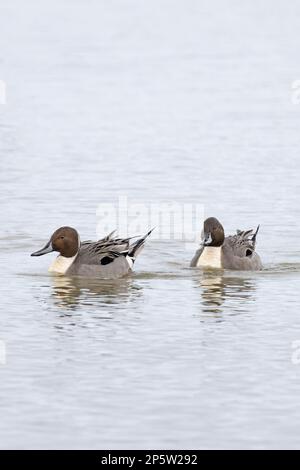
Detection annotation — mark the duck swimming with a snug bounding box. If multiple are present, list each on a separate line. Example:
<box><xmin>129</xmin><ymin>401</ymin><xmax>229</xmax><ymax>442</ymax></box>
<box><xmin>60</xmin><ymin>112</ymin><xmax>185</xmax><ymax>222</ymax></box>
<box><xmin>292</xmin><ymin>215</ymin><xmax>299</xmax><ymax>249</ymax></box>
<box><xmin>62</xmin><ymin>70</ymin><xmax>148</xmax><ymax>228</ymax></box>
<box><xmin>190</xmin><ymin>217</ymin><xmax>262</xmax><ymax>270</ymax></box>
<box><xmin>31</xmin><ymin>226</ymin><xmax>153</xmax><ymax>278</ymax></box>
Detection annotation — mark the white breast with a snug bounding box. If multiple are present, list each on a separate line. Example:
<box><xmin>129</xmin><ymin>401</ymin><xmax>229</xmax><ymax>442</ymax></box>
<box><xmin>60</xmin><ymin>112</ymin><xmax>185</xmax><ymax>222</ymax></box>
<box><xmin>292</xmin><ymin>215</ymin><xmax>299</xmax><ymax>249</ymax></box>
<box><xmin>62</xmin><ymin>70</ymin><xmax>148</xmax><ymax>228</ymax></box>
<box><xmin>48</xmin><ymin>254</ymin><xmax>77</xmax><ymax>275</ymax></box>
<box><xmin>197</xmin><ymin>247</ymin><xmax>222</xmax><ymax>269</ymax></box>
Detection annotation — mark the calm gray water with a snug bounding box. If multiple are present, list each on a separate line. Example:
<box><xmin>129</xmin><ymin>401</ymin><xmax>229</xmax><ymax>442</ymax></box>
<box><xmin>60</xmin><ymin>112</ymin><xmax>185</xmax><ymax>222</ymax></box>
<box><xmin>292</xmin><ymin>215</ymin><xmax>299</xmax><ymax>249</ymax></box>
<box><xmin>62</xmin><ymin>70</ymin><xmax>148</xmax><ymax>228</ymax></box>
<box><xmin>1</xmin><ymin>0</ymin><xmax>300</xmax><ymax>450</ymax></box>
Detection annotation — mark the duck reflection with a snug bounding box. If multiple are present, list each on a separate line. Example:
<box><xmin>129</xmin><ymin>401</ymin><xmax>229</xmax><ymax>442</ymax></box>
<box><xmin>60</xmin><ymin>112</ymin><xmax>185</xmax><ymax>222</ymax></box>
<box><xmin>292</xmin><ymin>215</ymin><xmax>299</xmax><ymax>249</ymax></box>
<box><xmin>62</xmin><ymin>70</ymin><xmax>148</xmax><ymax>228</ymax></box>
<box><xmin>195</xmin><ymin>271</ymin><xmax>257</xmax><ymax>319</ymax></box>
<box><xmin>50</xmin><ymin>275</ymin><xmax>142</xmax><ymax>310</ymax></box>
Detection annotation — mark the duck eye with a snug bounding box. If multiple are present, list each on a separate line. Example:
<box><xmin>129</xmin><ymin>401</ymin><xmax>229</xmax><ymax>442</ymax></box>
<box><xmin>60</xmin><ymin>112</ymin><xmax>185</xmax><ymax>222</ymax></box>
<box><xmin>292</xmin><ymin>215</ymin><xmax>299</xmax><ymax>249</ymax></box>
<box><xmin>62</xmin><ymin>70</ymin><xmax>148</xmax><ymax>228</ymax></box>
<box><xmin>60</xmin><ymin>236</ymin><xmax>65</xmax><ymax>240</ymax></box>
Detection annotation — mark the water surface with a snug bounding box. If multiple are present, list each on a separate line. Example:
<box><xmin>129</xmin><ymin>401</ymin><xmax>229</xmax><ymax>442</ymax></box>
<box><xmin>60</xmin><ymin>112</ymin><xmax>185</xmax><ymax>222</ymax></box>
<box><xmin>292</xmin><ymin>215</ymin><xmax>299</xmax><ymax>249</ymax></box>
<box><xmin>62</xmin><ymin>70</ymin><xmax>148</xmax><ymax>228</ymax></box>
<box><xmin>1</xmin><ymin>0</ymin><xmax>300</xmax><ymax>449</ymax></box>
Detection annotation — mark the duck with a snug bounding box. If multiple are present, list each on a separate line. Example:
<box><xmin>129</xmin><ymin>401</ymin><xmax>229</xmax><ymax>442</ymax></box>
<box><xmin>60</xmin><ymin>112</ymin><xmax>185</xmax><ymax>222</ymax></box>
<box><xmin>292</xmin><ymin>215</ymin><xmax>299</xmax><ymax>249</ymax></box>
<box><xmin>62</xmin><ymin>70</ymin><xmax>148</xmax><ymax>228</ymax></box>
<box><xmin>31</xmin><ymin>226</ymin><xmax>154</xmax><ymax>278</ymax></box>
<box><xmin>190</xmin><ymin>217</ymin><xmax>263</xmax><ymax>270</ymax></box>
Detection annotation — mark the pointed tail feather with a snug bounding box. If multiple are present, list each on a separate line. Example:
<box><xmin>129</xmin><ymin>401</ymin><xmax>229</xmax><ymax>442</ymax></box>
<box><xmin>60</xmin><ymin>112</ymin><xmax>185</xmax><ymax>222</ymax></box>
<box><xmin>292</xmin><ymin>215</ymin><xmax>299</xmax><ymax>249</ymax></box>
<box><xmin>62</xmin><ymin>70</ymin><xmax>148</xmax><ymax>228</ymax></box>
<box><xmin>251</xmin><ymin>225</ymin><xmax>260</xmax><ymax>248</ymax></box>
<box><xmin>128</xmin><ymin>228</ymin><xmax>155</xmax><ymax>259</ymax></box>
<box><xmin>106</xmin><ymin>230</ymin><xmax>117</xmax><ymax>241</ymax></box>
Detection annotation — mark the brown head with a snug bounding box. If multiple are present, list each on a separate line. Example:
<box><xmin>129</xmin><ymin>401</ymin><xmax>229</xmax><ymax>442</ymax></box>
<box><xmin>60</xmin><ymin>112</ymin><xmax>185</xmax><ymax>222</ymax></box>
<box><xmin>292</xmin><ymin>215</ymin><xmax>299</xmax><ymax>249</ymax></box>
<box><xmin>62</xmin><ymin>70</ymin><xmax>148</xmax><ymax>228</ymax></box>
<box><xmin>31</xmin><ymin>227</ymin><xmax>80</xmax><ymax>258</ymax></box>
<box><xmin>202</xmin><ymin>217</ymin><xmax>225</xmax><ymax>247</ymax></box>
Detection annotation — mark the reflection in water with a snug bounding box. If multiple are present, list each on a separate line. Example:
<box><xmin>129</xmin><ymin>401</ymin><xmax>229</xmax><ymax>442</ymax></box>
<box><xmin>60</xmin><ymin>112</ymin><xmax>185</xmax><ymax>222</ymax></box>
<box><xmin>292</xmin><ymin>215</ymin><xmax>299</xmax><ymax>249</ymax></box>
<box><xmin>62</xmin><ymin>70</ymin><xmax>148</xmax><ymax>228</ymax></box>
<box><xmin>50</xmin><ymin>275</ymin><xmax>142</xmax><ymax>310</ymax></box>
<box><xmin>195</xmin><ymin>272</ymin><xmax>257</xmax><ymax>319</ymax></box>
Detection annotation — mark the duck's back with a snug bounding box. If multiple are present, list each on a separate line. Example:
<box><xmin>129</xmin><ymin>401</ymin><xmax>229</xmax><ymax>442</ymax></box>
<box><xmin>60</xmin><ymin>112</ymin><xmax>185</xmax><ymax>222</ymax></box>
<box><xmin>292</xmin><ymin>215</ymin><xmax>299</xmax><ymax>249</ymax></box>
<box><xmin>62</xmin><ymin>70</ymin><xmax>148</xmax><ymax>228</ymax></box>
<box><xmin>67</xmin><ymin>251</ymin><xmax>132</xmax><ymax>278</ymax></box>
<box><xmin>66</xmin><ymin>238</ymin><xmax>132</xmax><ymax>278</ymax></box>
<box><xmin>221</xmin><ymin>232</ymin><xmax>263</xmax><ymax>271</ymax></box>
<box><xmin>65</xmin><ymin>230</ymin><xmax>153</xmax><ymax>278</ymax></box>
